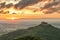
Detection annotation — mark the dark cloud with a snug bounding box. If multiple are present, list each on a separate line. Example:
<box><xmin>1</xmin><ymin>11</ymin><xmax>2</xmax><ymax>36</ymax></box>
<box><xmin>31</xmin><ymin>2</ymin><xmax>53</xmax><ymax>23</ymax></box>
<box><xmin>42</xmin><ymin>0</ymin><xmax>60</xmax><ymax>14</ymax></box>
<box><xmin>42</xmin><ymin>2</ymin><xmax>60</xmax><ymax>9</ymax></box>
<box><xmin>43</xmin><ymin>6</ymin><xmax>60</xmax><ymax>14</ymax></box>
<box><xmin>0</xmin><ymin>2</ymin><xmax>13</xmax><ymax>8</ymax></box>
<box><xmin>0</xmin><ymin>0</ymin><xmax>41</xmax><ymax>9</ymax></box>
<box><xmin>6</xmin><ymin>3</ymin><xmax>13</xmax><ymax>8</ymax></box>
<box><xmin>0</xmin><ymin>2</ymin><xmax>6</xmax><ymax>8</ymax></box>
<box><xmin>0</xmin><ymin>0</ymin><xmax>60</xmax><ymax>14</ymax></box>
<box><xmin>15</xmin><ymin>0</ymin><xmax>41</xmax><ymax>9</ymax></box>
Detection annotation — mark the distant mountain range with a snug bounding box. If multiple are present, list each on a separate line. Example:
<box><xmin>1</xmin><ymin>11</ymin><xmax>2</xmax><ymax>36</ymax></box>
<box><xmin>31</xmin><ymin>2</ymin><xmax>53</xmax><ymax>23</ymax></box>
<box><xmin>0</xmin><ymin>22</ymin><xmax>60</xmax><ymax>40</ymax></box>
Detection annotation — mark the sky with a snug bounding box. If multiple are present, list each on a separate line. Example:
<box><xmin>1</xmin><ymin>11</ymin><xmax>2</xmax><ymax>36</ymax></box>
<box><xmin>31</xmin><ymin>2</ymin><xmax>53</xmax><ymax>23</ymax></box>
<box><xmin>0</xmin><ymin>0</ymin><xmax>60</xmax><ymax>19</ymax></box>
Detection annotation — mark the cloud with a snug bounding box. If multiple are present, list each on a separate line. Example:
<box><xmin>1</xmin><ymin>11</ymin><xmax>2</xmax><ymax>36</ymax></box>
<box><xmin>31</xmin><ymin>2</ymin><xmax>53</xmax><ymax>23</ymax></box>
<box><xmin>6</xmin><ymin>3</ymin><xmax>13</xmax><ymax>8</ymax></box>
<box><xmin>0</xmin><ymin>0</ymin><xmax>60</xmax><ymax>14</ymax></box>
<box><xmin>0</xmin><ymin>2</ymin><xmax>6</xmax><ymax>8</ymax></box>
<box><xmin>42</xmin><ymin>0</ymin><xmax>60</xmax><ymax>14</ymax></box>
<box><xmin>42</xmin><ymin>1</ymin><xmax>60</xmax><ymax>9</ymax></box>
<box><xmin>15</xmin><ymin>0</ymin><xmax>40</xmax><ymax>9</ymax></box>
<box><xmin>0</xmin><ymin>0</ymin><xmax>40</xmax><ymax>9</ymax></box>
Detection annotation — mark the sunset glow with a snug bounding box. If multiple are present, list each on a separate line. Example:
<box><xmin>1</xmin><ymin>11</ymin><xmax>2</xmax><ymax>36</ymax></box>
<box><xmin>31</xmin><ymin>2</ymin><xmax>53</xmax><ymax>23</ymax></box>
<box><xmin>0</xmin><ymin>0</ymin><xmax>60</xmax><ymax>20</ymax></box>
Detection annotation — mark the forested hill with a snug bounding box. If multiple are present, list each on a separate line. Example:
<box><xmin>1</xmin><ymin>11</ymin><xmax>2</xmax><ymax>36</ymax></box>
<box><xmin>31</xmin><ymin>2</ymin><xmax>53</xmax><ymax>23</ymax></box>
<box><xmin>0</xmin><ymin>22</ymin><xmax>60</xmax><ymax>40</ymax></box>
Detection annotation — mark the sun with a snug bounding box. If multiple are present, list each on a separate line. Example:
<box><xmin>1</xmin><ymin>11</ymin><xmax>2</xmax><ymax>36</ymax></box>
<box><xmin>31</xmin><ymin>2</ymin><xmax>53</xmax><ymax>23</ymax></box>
<box><xmin>11</xmin><ymin>17</ymin><xmax>16</xmax><ymax>20</ymax></box>
<box><xmin>6</xmin><ymin>17</ymin><xmax>16</xmax><ymax>20</ymax></box>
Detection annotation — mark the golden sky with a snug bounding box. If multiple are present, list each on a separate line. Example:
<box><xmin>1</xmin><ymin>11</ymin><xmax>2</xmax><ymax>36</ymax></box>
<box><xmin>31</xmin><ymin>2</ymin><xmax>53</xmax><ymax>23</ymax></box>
<box><xmin>0</xmin><ymin>0</ymin><xmax>60</xmax><ymax>19</ymax></box>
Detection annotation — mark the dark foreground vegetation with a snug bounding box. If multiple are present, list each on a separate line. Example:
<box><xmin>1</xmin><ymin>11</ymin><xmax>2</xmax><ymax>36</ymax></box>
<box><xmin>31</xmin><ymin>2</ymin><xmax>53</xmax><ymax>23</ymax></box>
<box><xmin>14</xmin><ymin>36</ymin><xmax>41</xmax><ymax>40</ymax></box>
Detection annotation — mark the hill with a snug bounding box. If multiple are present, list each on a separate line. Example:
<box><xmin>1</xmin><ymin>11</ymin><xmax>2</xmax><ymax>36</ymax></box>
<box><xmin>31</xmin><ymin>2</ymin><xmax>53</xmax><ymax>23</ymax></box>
<box><xmin>0</xmin><ymin>22</ymin><xmax>60</xmax><ymax>40</ymax></box>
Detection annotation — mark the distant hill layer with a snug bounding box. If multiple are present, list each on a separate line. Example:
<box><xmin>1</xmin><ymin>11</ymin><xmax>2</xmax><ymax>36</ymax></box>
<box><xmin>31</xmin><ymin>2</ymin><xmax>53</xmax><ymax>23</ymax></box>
<box><xmin>0</xmin><ymin>22</ymin><xmax>60</xmax><ymax>40</ymax></box>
